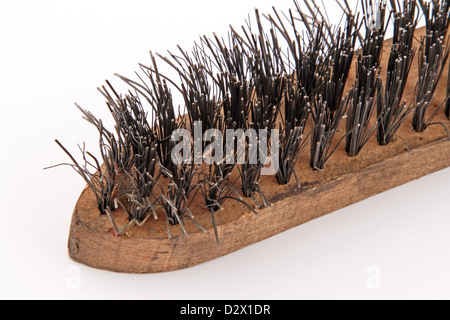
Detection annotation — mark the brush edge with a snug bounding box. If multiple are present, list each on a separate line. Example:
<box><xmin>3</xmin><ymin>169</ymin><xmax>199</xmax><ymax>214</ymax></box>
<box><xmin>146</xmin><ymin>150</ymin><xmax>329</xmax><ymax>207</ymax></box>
<box><xmin>68</xmin><ymin>136</ymin><xmax>450</xmax><ymax>273</ymax></box>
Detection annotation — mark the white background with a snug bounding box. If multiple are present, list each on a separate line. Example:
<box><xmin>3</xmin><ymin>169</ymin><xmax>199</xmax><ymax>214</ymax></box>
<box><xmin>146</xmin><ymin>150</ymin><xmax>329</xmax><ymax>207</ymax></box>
<box><xmin>1</xmin><ymin>0</ymin><xmax>449</xmax><ymax>300</ymax></box>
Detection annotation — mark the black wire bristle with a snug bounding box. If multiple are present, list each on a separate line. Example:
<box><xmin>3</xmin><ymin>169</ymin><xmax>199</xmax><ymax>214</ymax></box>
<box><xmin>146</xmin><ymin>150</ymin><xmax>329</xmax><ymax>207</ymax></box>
<box><xmin>312</xmin><ymin>94</ymin><xmax>353</xmax><ymax>168</ymax></box>
<box><xmin>377</xmin><ymin>0</ymin><xmax>417</xmax><ymax>145</ymax></box>
<box><xmin>346</xmin><ymin>0</ymin><xmax>387</xmax><ymax>157</ymax></box>
<box><xmin>269</xmin><ymin>3</ymin><xmax>331</xmax><ymax>175</ymax></box>
<box><xmin>277</xmin><ymin>81</ymin><xmax>310</xmax><ymax>185</ymax></box>
<box><xmin>211</xmin><ymin>35</ymin><xmax>252</xmax><ymax>130</ymax></box>
<box><xmin>157</xmin><ymin>161</ymin><xmax>200</xmax><ymax>229</ymax></box>
<box><xmin>268</xmin><ymin>4</ymin><xmax>330</xmax><ymax>98</ymax></box>
<box><xmin>412</xmin><ymin>0</ymin><xmax>450</xmax><ymax>132</ymax></box>
<box><xmin>346</xmin><ymin>56</ymin><xmax>382</xmax><ymax>157</ymax></box>
<box><xmin>103</xmin><ymin>91</ymin><xmax>159</xmax><ymax>224</ymax></box>
<box><xmin>224</xmin><ymin>11</ymin><xmax>283</xmax><ymax>205</ymax></box>
<box><xmin>157</xmin><ymin>45</ymin><xmax>222</xmax><ymax>135</ymax></box>
<box><xmin>117</xmin><ymin>52</ymin><xmax>185</xmax><ymax>172</ymax></box>
<box><xmin>50</xmin><ymin>0</ymin><xmax>450</xmax><ymax>241</ymax></box>
<box><xmin>412</xmin><ymin>37</ymin><xmax>450</xmax><ymax>132</ymax></box>
<box><xmin>116</xmin><ymin>55</ymin><xmax>203</xmax><ymax>228</ymax></box>
<box><xmin>238</xmin><ymin>96</ymin><xmax>277</xmax><ymax>206</ymax></box>
<box><xmin>53</xmin><ymin>138</ymin><xmax>118</xmax><ymax>217</ymax></box>
<box><xmin>210</xmin><ymin>33</ymin><xmax>256</xmax><ymax>198</ymax></box>
<box><xmin>166</xmin><ymin>37</ymin><xmax>240</xmax><ymax>216</ymax></box>
<box><xmin>359</xmin><ymin>0</ymin><xmax>389</xmax><ymax>67</ymax></box>
<box><xmin>310</xmin><ymin>11</ymin><xmax>359</xmax><ymax>170</ymax></box>
<box><xmin>417</xmin><ymin>0</ymin><xmax>450</xmax><ymax>52</ymax></box>
<box><xmin>447</xmin><ymin>57</ymin><xmax>450</xmax><ymax>118</ymax></box>
<box><xmin>81</xmin><ymin>86</ymin><xmax>162</xmax><ymax>225</ymax></box>
<box><xmin>74</xmin><ymin>104</ymin><xmax>135</xmax><ymax>216</ymax></box>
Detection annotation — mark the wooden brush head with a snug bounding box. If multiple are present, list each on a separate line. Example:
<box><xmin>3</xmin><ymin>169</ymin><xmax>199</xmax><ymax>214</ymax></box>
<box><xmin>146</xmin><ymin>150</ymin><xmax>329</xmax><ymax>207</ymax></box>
<box><xmin>55</xmin><ymin>1</ymin><xmax>450</xmax><ymax>273</ymax></box>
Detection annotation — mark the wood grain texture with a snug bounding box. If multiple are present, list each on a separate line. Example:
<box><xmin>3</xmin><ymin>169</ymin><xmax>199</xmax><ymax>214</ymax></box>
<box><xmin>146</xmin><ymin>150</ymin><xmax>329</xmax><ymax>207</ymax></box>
<box><xmin>68</xmin><ymin>26</ymin><xmax>450</xmax><ymax>273</ymax></box>
<box><xmin>68</xmin><ymin>138</ymin><xmax>450</xmax><ymax>273</ymax></box>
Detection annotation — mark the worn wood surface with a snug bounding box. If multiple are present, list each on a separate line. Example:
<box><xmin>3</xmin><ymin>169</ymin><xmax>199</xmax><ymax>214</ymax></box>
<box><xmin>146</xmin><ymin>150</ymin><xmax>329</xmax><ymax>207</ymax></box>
<box><xmin>68</xmin><ymin>26</ymin><xmax>450</xmax><ymax>273</ymax></box>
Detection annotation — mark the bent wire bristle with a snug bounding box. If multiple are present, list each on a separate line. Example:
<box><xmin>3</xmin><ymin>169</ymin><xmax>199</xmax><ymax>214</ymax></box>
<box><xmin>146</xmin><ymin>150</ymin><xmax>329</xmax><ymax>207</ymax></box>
<box><xmin>52</xmin><ymin>139</ymin><xmax>117</xmax><ymax>216</ymax></box>
<box><xmin>157</xmin><ymin>44</ymin><xmax>222</xmax><ymax>135</ymax></box>
<box><xmin>97</xmin><ymin>87</ymin><xmax>160</xmax><ymax>224</ymax></box>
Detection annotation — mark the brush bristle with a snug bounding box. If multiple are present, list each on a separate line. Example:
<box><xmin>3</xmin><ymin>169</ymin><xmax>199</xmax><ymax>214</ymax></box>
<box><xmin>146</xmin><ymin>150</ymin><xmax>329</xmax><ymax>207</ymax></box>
<box><xmin>51</xmin><ymin>0</ymin><xmax>450</xmax><ymax>241</ymax></box>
